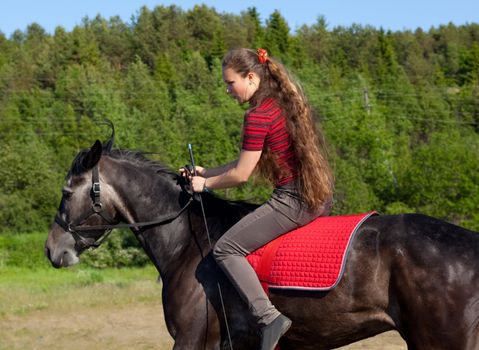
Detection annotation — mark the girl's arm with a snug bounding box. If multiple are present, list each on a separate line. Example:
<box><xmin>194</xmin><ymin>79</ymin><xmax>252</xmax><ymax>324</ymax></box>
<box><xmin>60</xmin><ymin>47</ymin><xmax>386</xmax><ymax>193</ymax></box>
<box><xmin>192</xmin><ymin>150</ymin><xmax>261</xmax><ymax>192</ymax></box>
<box><xmin>203</xmin><ymin>159</ymin><xmax>239</xmax><ymax>178</ymax></box>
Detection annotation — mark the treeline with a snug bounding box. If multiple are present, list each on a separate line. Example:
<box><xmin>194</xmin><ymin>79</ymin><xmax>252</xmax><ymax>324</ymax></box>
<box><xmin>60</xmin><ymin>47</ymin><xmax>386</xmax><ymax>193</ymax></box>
<box><xmin>0</xmin><ymin>5</ymin><xmax>478</xmax><ymax>233</ymax></box>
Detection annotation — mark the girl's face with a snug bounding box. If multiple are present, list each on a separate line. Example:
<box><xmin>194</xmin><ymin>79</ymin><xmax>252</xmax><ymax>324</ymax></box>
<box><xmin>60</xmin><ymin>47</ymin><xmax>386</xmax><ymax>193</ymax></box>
<box><xmin>222</xmin><ymin>68</ymin><xmax>259</xmax><ymax>104</ymax></box>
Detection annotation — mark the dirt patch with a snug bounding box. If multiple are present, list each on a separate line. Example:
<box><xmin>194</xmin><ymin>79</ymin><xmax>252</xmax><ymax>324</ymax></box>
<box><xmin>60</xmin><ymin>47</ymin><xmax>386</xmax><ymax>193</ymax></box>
<box><xmin>1</xmin><ymin>303</ymin><xmax>406</xmax><ymax>349</ymax></box>
<box><xmin>340</xmin><ymin>332</ymin><xmax>406</xmax><ymax>349</ymax></box>
<box><xmin>0</xmin><ymin>302</ymin><xmax>172</xmax><ymax>350</ymax></box>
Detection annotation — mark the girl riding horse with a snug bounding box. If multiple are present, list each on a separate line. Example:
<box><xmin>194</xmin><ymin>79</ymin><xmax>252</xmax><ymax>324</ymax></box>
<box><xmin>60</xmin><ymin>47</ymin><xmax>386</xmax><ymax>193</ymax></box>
<box><xmin>183</xmin><ymin>48</ymin><xmax>334</xmax><ymax>350</ymax></box>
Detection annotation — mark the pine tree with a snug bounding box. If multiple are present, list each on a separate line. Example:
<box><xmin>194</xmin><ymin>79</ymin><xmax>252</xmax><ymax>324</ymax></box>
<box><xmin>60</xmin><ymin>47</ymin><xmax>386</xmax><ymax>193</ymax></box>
<box><xmin>264</xmin><ymin>10</ymin><xmax>290</xmax><ymax>57</ymax></box>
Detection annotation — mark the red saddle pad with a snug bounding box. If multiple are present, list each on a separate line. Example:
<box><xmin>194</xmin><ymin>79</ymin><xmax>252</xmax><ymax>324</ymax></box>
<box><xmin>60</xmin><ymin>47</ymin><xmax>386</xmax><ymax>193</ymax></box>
<box><xmin>246</xmin><ymin>212</ymin><xmax>377</xmax><ymax>292</ymax></box>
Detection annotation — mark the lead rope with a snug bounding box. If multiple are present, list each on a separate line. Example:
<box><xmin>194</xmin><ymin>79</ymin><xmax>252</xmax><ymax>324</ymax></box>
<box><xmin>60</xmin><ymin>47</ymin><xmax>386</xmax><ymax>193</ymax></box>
<box><xmin>188</xmin><ymin>144</ymin><xmax>234</xmax><ymax>350</ymax></box>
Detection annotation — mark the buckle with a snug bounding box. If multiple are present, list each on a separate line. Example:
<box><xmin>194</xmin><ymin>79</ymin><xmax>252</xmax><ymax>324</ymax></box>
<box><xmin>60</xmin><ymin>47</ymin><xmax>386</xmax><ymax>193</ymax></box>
<box><xmin>92</xmin><ymin>182</ymin><xmax>101</xmax><ymax>195</ymax></box>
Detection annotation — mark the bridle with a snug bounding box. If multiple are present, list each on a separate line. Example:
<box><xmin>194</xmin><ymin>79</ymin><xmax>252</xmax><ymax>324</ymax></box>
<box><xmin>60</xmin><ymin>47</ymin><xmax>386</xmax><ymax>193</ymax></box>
<box><xmin>54</xmin><ymin>165</ymin><xmax>193</xmax><ymax>250</ymax></box>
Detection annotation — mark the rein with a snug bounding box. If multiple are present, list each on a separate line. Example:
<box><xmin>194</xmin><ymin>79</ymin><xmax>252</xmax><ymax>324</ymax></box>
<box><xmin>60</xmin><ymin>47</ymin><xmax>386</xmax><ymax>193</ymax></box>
<box><xmin>188</xmin><ymin>144</ymin><xmax>234</xmax><ymax>350</ymax></box>
<box><xmin>54</xmin><ymin>165</ymin><xmax>193</xmax><ymax>250</ymax></box>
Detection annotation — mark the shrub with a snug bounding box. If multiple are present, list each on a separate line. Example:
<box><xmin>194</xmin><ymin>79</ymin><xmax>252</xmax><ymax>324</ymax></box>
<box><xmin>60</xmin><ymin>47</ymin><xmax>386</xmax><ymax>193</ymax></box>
<box><xmin>0</xmin><ymin>230</ymin><xmax>150</xmax><ymax>269</ymax></box>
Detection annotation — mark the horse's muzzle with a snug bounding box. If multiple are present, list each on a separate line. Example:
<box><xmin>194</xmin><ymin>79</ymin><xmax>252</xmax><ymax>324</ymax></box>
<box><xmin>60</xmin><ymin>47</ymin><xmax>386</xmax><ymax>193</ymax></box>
<box><xmin>45</xmin><ymin>225</ymin><xmax>80</xmax><ymax>268</ymax></box>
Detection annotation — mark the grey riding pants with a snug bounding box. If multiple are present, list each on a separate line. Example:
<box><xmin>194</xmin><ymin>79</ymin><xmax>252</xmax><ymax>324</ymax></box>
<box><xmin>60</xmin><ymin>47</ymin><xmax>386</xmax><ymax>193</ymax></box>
<box><xmin>212</xmin><ymin>183</ymin><xmax>331</xmax><ymax>325</ymax></box>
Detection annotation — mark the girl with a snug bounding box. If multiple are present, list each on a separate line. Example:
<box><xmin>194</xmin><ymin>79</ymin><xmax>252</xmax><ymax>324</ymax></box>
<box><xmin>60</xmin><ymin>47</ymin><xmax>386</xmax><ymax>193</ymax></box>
<box><xmin>187</xmin><ymin>48</ymin><xmax>333</xmax><ymax>350</ymax></box>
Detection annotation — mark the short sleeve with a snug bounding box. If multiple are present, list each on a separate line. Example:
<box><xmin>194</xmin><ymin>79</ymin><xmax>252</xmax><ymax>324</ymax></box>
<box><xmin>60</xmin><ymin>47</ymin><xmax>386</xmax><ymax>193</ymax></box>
<box><xmin>241</xmin><ymin>108</ymin><xmax>274</xmax><ymax>151</ymax></box>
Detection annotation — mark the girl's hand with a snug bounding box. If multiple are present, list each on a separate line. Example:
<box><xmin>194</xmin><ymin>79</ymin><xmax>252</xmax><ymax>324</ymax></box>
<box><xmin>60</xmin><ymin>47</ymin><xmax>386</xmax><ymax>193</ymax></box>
<box><xmin>191</xmin><ymin>176</ymin><xmax>207</xmax><ymax>193</ymax></box>
<box><xmin>179</xmin><ymin>166</ymin><xmax>206</xmax><ymax>178</ymax></box>
<box><xmin>194</xmin><ymin>166</ymin><xmax>206</xmax><ymax>176</ymax></box>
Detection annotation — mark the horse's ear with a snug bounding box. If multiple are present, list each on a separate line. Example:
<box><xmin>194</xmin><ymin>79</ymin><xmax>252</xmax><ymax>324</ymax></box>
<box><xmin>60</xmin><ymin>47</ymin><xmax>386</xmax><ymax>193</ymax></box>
<box><xmin>103</xmin><ymin>119</ymin><xmax>115</xmax><ymax>153</ymax></box>
<box><xmin>82</xmin><ymin>140</ymin><xmax>102</xmax><ymax>169</ymax></box>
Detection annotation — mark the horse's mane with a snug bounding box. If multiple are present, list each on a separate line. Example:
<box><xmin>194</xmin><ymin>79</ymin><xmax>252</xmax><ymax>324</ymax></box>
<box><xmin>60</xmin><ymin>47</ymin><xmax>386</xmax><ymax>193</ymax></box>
<box><xmin>68</xmin><ymin>148</ymin><xmax>177</xmax><ymax>178</ymax></box>
<box><xmin>109</xmin><ymin>149</ymin><xmax>177</xmax><ymax>177</ymax></box>
<box><xmin>67</xmin><ymin>147</ymin><xmax>258</xmax><ymax>217</ymax></box>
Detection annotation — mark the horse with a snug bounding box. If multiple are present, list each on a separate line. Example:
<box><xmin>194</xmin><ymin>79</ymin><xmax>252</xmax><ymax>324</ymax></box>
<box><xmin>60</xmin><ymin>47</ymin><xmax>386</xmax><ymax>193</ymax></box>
<box><xmin>45</xmin><ymin>139</ymin><xmax>479</xmax><ymax>350</ymax></box>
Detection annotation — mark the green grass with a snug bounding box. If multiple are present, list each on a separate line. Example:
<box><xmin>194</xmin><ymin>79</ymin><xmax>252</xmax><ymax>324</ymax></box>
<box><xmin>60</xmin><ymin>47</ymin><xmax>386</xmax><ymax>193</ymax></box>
<box><xmin>0</xmin><ymin>265</ymin><xmax>160</xmax><ymax>317</ymax></box>
<box><xmin>0</xmin><ymin>232</ymin><xmax>50</xmax><ymax>269</ymax></box>
<box><xmin>0</xmin><ymin>264</ymin><xmax>158</xmax><ymax>290</ymax></box>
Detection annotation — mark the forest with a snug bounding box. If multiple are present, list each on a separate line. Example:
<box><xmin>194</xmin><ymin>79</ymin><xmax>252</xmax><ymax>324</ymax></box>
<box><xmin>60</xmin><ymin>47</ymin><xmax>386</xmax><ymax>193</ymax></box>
<box><xmin>0</xmin><ymin>4</ymin><xmax>478</xmax><ymax>234</ymax></box>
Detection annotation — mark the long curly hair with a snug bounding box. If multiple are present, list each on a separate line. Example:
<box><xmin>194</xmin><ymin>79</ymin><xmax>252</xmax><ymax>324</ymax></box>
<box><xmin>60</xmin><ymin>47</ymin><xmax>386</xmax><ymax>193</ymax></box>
<box><xmin>222</xmin><ymin>48</ymin><xmax>334</xmax><ymax>210</ymax></box>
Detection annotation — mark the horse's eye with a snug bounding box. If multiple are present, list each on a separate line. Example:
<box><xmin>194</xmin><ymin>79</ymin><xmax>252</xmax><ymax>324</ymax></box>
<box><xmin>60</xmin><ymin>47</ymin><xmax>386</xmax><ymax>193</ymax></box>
<box><xmin>62</xmin><ymin>189</ymin><xmax>74</xmax><ymax>199</ymax></box>
<box><xmin>63</xmin><ymin>193</ymin><xmax>72</xmax><ymax>200</ymax></box>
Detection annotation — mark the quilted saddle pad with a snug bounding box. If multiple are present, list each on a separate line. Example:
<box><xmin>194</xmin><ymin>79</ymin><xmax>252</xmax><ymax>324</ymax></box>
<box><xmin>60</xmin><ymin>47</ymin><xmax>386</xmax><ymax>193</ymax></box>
<box><xmin>246</xmin><ymin>212</ymin><xmax>378</xmax><ymax>292</ymax></box>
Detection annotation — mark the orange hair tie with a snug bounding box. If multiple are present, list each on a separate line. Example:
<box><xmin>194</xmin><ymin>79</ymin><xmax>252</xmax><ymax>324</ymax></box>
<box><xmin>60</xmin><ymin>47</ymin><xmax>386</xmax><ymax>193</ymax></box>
<box><xmin>257</xmin><ymin>48</ymin><xmax>269</xmax><ymax>64</ymax></box>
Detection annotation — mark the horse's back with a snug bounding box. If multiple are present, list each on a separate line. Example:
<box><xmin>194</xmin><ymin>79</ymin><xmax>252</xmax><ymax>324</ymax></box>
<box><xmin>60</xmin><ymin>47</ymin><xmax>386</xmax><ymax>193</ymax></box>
<box><xmin>355</xmin><ymin>213</ymin><xmax>479</xmax><ymax>349</ymax></box>
<box><xmin>356</xmin><ymin>213</ymin><xmax>479</xmax><ymax>295</ymax></box>
<box><xmin>358</xmin><ymin>212</ymin><xmax>479</xmax><ymax>256</ymax></box>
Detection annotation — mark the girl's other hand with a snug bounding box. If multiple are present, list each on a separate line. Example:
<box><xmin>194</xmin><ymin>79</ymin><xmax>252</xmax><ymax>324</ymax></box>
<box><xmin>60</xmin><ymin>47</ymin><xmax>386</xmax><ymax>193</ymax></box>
<box><xmin>179</xmin><ymin>165</ymin><xmax>205</xmax><ymax>178</ymax></box>
<box><xmin>191</xmin><ymin>176</ymin><xmax>207</xmax><ymax>193</ymax></box>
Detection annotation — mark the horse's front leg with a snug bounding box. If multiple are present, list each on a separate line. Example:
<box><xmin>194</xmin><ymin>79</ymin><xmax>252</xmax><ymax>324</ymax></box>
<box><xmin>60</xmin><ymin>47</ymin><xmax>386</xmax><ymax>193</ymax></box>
<box><xmin>169</xmin><ymin>304</ymin><xmax>221</xmax><ymax>350</ymax></box>
<box><xmin>163</xmin><ymin>280</ymin><xmax>221</xmax><ymax>350</ymax></box>
<box><xmin>170</xmin><ymin>310</ymin><xmax>220</xmax><ymax>350</ymax></box>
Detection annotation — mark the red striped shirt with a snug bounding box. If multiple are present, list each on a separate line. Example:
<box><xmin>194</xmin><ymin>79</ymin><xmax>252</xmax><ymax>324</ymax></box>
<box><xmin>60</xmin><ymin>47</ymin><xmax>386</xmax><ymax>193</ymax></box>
<box><xmin>242</xmin><ymin>98</ymin><xmax>298</xmax><ymax>185</ymax></box>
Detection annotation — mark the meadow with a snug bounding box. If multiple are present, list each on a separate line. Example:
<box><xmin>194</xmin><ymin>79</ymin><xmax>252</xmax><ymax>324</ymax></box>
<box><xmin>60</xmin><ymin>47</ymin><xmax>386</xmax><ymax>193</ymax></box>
<box><xmin>0</xmin><ymin>232</ymin><xmax>172</xmax><ymax>349</ymax></box>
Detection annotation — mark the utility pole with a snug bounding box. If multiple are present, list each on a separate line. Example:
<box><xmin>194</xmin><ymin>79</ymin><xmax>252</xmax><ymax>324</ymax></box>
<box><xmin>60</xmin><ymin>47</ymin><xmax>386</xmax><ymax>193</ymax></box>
<box><xmin>363</xmin><ymin>88</ymin><xmax>371</xmax><ymax>115</ymax></box>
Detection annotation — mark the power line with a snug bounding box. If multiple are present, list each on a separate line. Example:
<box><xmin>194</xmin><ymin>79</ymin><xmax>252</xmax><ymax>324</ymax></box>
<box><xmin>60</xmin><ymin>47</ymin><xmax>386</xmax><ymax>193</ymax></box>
<box><xmin>0</xmin><ymin>106</ymin><xmax>476</xmax><ymax>126</ymax></box>
<box><xmin>0</xmin><ymin>117</ymin><xmax>475</xmax><ymax>139</ymax></box>
<box><xmin>2</xmin><ymin>82</ymin><xmax>476</xmax><ymax>98</ymax></box>
<box><xmin>0</xmin><ymin>92</ymin><xmax>476</xmax><ymax>108</ymax></box>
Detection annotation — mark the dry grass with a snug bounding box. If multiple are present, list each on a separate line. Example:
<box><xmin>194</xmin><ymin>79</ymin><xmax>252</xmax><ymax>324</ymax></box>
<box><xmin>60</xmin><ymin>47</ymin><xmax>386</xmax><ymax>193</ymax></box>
<box><xmin>0</xmin><ymin>266</ymin><xmax>174</xmax><ymax>349</ymax></box>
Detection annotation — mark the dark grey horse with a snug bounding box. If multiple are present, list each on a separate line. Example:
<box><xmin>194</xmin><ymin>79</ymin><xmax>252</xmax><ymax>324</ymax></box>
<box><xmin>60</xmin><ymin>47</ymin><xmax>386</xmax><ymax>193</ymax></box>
<box><xmin>45</xmin><ymin>140</ymin><xmax>479</xmax><ymax>349</ymax></box>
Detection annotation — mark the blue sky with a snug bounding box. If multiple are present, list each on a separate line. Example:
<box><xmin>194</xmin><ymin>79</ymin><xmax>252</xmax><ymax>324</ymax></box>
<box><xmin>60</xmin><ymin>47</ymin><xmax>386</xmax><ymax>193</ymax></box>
<box><xmin>1</xmin><ymin>0</ymin><xmax>478</xmax><ymax>37</ymax></box>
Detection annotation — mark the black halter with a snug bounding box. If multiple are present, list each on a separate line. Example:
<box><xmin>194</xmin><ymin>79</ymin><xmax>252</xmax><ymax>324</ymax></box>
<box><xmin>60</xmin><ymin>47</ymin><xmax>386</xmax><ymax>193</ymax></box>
<box><xmin>54</xmin><ymin>165</ymin><xmax>193</xmax><ymax>250</ymax></box>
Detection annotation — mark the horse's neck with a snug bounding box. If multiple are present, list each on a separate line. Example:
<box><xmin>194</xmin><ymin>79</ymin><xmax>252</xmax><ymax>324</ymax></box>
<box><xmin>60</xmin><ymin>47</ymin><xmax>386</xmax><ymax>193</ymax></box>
<box><xmin>107</xmin><ymin>159</ymin><xmax>198</xmax><ymax>275</ymax></box>
<box><xmin>104</xmin><ymin>156</ymin><xmax>257</xmax><ymax>279</ymax></box>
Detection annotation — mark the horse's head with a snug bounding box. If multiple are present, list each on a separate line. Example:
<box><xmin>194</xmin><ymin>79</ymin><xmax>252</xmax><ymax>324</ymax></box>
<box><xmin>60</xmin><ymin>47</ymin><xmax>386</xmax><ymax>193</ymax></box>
<box><xmin>45</xmin><ymin>139</ymin><xmax>120</xmax><ymax>268</ymax></box>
